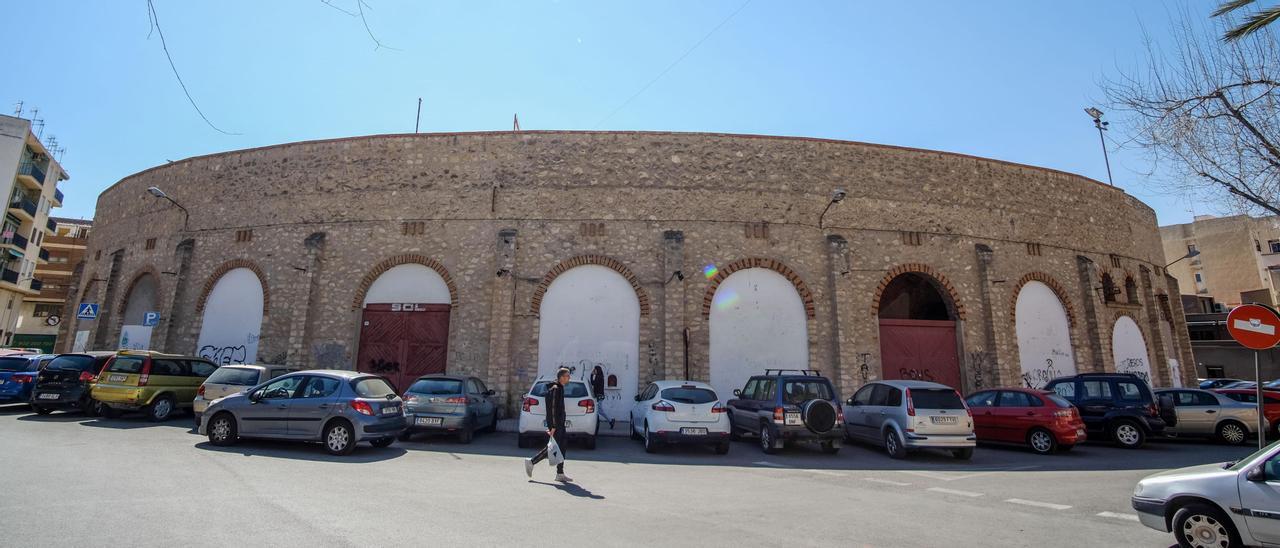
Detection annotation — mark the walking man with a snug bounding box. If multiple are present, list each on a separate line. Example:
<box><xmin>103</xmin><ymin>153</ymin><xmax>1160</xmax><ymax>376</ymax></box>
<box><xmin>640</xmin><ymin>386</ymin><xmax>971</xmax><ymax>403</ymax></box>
<box><xmin>526</xmin><ymin>367</ymin><xmax>572</xmax><ymax>482</ymax></box>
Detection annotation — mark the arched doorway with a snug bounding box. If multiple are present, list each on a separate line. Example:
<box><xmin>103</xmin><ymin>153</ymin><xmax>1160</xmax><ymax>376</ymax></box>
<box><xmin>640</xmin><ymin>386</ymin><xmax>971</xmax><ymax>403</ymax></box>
<box><xmin>196</xmin><ymin>268</ymin><xmax>264</xmax><ymax>365</ymax></box>
<box><xmin>1014</xmin><ymin>280</ymin><xmax>1076</xmax><ymax>388</ymax></box>
<box><xmin>356</xmin><ymin>263</ymin><xmax>452</xmax><ymax>392</ymax></box>
<box><xmin>118</xmin><ymin>273</ymin><xmax>158</xmax><ymax>351</ymax></box>
<box><xmin>1112</xmin><ymin>316</ymin><xmax>1153</xmax><ymax>384</ymax></box>
<box><xmin>709</xmin><ymin>268</ymin><xmax>808</xmax><ymax>399</ymax></box>
<box><xmin>537</xmin><ymin>264</ymin><xmax>639</xmax><ymax>423</ymax></box>
<box><xmin>878</xmin><ymin>272</ymin><xmax>962</xmax><ymax>388</ymax></box>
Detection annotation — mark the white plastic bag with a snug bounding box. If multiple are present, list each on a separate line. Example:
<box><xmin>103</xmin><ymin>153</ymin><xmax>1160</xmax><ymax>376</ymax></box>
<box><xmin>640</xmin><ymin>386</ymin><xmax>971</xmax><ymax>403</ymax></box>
<box><xmin>545</xmin><ymin>436</ymin><xmax>564</xmax><ymax>466</ymax></box>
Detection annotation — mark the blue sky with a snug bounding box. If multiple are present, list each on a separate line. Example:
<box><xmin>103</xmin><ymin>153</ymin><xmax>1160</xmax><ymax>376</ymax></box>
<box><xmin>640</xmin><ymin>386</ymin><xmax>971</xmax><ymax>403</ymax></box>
<box><xmin>1</xmin><ymin>1</ymin><xmax>1218</xmax><ymax>224</ymax></box>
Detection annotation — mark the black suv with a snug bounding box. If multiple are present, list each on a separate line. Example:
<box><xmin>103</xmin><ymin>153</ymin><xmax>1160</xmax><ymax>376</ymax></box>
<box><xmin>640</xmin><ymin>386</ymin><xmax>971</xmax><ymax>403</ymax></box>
<box><xmin>30</xmin><ymin>352</ymin><xmax>116</xmax><ymax>415</ymax></box>
<box><xmin>725</xmin><ymin>369</ymin><xmax>844</xmax><ymax>454</ymax></box>
<box><xmin>1044</xmin><ymin>373</ymin><xmax>1176</xmax><ymax>449</ymax></box>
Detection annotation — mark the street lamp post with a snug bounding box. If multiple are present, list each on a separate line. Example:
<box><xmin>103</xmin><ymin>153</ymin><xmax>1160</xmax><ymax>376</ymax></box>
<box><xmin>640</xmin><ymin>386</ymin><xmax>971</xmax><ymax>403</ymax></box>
<box><xmin>1165</xmin><ymin>248</ymin><xmax>1202</xmax><ymax>269</ymax></box>
<box><xmin>146</xmin><ymin>186</ymin><xmax>190</xmax><ymax>231</ymax></box>
<box><xmin>1084</xmin><ymin>107</ymin><xmax>1114</xmax><ymax>186</ymax></box>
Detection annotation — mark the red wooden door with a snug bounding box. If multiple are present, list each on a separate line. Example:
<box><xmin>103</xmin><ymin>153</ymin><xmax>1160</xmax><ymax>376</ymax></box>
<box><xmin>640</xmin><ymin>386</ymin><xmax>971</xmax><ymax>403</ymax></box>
<box><xmin>357</xmin><ymin>303</ymin><xmax>451</xmax><ymax>393</ymax></box>
<box><xmin>878</xmin><ymin>319</ymin><xmax>962</xmax><ymax>389</ymax></box>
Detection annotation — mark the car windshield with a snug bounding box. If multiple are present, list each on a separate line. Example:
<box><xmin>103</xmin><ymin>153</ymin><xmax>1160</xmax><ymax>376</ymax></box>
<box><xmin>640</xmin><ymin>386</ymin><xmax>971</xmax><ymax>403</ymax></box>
<box><xmin>46</xmin><ymin>355</ymin><xmax>97</xmax><ymax>372</ymax></box>
<box><xmin>0</xmin><ymin>357</ymin><xmax>34</xmax><ymax>372</ymax></box>
<box><xmin>661</xmin><ymin>387</ymin><xmax>718</xmax><ymax>404</ymax></box>
<box><xmin>911</xmin><ymin>389</ymin><xmax>965</xmax><ymax>409</ymax></box>
<box><xmin>1227</xmin><ymin>441</ymin><xmax>1280</xmax><ymax>471</ymax></box>
<box><xmin>352</xmin><ymin>377</ymin><xmax>396</xmax><ymax>398</ymax></box>
<box><xmin>530</xmin><ymin>381</ymin><xmax>589</xmax><ymax>398</ymax></box>
<box><xmin>781</xmin><ymin>380</ymin><xmax>834</xmax><ymax>404</ymax></box>
<box><xmin>408</xmin><ymin>378</ymin><xmax>464</xmax><ymax>395</ymax></box>
<box><xmin>204</xmin><ymin>367</ymin><xmax>261</xmax><ymax>386</ymax></box>
<box><xmin>105</xmin><ymin>357</ymin><xmax>145</xmax><ymax>374</ymax></box>
<box><xmin>1045</xmin><ymin>394</ymin><xmax>1073</xmax><ymax>408</ymax></box>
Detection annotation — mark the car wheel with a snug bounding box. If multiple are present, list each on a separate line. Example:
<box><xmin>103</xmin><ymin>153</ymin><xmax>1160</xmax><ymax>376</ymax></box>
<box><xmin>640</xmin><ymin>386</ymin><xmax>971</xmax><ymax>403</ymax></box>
<box><xmin>97</xmin><ymin>403</ymin><xmax>119</xmax><ymax>419</ymax></box>
<box><xmin>371</xmin><ymin>437</ymin><xmax>395</xmax><ymax>448</ymax></box>
<box><xmin>760</xmin><ymin>423</ymin><xmax>779</xmax><ymax>455</ymax></box>
<box><xmin>644</xmin><ymin>422</ymin><xmax>658</xmax><ymax>453</ymax></box>
<box><xmin>715</xmin><ymin>442</ymin><xmax>730</xmax><ymax>455</ymax></box>
<box><xmin>1111</xmin><ymin>420</ymin><xmax>1145</xmax><ymax>449</ymax></box>
<box><xmin>207</xmin><ymin>413</ymin><xmax>238</xmax><ymax>446</ymax></box>
<box><xmin>457</xmin><ymin>424</ymin><xmax>474</xmax><ymax>444</ymax></box>
<box><xmin>729</xmin><ymin>415</ymin><xmax>743</xmax><ymax>441</ymax></box>
<box><xmin>583</xmin><ymin>435</ymin><xmax>597</xmax><ymax>450</ymax></box>
<box><xmin>1216</xmin><ymin>421</ymin><xmax>1248</xmax><ymax>446</ymax></box>
<box><xmin>489</xmin><ymin>412</ymin><xmax>499</xmax><ymax>433</ymax></box>
<box><xmin>323</xmin><ymin>420</ymin><xmax>357</xmax><ymax>456</ymax></box>
<box><xmin>1172</xmin><ymin>503</ymin><xmax>1241</xmax><ymax>548</ymax></box>
<box><xmin>884</xmin><ymin>429</ymin><xmax>906</xmax><ymax>459</ymax></box>
<box><xmin>147</xmin><ymin>396</ymin><xmax>176</xmax><ymax>422</ymax></box>
<box><xmin>1027</xmin><ymin>428</ymin><xmax>1057</xmax><ymax>455</ymax></box>
<box><xmin>630</xmin><ymin>421</ymin><xmax>643</xmax><ymax>441</ymax></box>
<box><xmin>32</xmin><ymin>405</ymin><xmax>51</xmax><ymax>415</ymax></box>
<box><xmin>80</xmin><ymin>397</ymin><xmax>98</xmax><ymax>417</ymax></box>
<box><xmin>952</xmin><ymin>447</ymin><xmax>974</xmax><ymax>460</ymax></box>
<box><xmin>821</xmin><ymin>440</ymin><xmax>840</xmax><ymax>455</ymax></box>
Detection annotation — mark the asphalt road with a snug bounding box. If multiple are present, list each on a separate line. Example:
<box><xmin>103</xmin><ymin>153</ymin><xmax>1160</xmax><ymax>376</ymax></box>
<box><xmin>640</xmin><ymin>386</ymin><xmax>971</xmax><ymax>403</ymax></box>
<box><xmin>0</xmin><ymin>404</ymin><xmax>1259</xmax><ymax>548</ymax></box>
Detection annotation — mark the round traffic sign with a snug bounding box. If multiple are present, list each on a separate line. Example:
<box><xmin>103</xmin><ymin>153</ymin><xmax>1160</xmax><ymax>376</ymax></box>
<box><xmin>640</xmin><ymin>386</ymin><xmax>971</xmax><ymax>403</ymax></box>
<box><xmin>1226</xmin><ymin>303</ymin><xmax>1280</xmax><ymax>350</ymax></box>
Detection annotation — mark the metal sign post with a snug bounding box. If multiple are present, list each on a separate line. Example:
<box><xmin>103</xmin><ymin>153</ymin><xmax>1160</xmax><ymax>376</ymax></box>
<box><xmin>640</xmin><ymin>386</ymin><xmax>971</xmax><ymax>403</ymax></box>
<box><xmin>1225</xmin><ymin>303</ymin><xmax>1280</xmax><ymax>449</ymax></box>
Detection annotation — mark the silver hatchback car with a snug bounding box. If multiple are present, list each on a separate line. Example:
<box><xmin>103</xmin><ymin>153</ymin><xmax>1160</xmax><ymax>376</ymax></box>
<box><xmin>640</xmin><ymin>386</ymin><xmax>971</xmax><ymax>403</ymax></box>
<box><xmin>843</xmin><ymin>380</ymin><xmax>977</xmax><ymax>460</ymax></box>
<box><xmin>1157</xmin><ymin>388</ymin><xmax>1268</xmax><ymax>445</ymax></box>
<box><xmin>198</xmin><ymin>370</ymin><xmax>406</xmax><ymax>455</ymax></box>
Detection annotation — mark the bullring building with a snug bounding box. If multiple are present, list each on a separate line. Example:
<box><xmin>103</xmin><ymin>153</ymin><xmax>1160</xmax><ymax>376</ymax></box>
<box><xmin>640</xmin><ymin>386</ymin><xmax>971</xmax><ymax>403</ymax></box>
<box><xmin>60</xmin><ymin>131</ymin><xmax>1196</xmax><ymax>418</ymax></box>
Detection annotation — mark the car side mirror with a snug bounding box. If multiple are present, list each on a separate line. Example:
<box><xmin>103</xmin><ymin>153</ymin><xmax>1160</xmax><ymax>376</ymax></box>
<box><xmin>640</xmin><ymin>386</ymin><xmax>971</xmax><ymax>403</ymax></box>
<box><xmin>847</xmin><ymin>398</ymin><xmax>858</xmax><ymax>406</ymax></box>
<box><xmin>733</xmin><ymin>389</ymin><xmax>741</xmax><ymax>397</ymax></box>
<box><xmin>1247</xmin><ymin>466</ymin><xmax>1266</xmax><ymax>482</ymax></box>
<box><xmin>248</xmin><ymin>390</ymin><xmax>262</xmax><ymax>403</ymax></box>
<box><xmin>483</xmin><ymin>389</ymin><xmax>495</xmax><ymax>396</ymax></box>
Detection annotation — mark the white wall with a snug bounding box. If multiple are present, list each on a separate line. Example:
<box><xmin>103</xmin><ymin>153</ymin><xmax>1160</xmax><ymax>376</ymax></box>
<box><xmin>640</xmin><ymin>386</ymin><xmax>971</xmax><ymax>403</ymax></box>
<box><xmin>1015</xmin><ymin>281</ymin><xmax>1076</xmax><ymax>388</ymax></box>
<box><xmin>363</xmin><ymin>264</ymin><xmax>451</xmax><ymax>305</ymax></box>
<box><xmin>1112</xmin><ymin>316</ymin><xmax>1153</xmax><ymax>384</ymax></box>
<box><xmin>537</xmin><ymin>265</ymin><xmax>639</xmax><ymax>422</ymax></box>
<box><xmin>195</xmin><ymin>268</ymin><xmax>264</xmax><ymax>364</ymax></box>
<box><xmin>709</xmin><ymin>268</ymin><xmax>808</xmax><ymax>400</ymax></box>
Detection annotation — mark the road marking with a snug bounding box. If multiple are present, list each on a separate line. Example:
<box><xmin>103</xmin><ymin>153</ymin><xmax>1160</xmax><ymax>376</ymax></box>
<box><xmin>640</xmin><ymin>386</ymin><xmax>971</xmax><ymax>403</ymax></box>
<box><xmin>901</xmin><ymin>465</ymin><xmax>1040</xmax><ymax>482</ymax></box>
<box><xmin>1005</xmin><ymin>498</ymin><xmax>1072</xmax><ymax>510</ymax></box>
<box><xmin>926</xmin><ymin>487</ymin><xmax>983</xmax><ymax>498</ymax></box>
<box><xmin>1097</xmin><ymin>512</ymin><xmax>1140</xmax><ymax>522</ymax></box>
<box><xmin>753</xmin><ymin>461</ymin><xmax>788</xmax><ymax>468</ymax></box>
<box><xmin>808</xmin><ymin>470</ymin><xmax>847</xmax><ymax>478</ymax></box>
<box><xmin>863</xmin><ymin>477</ymin><xmax>912</xmax><ymax>486</ymax></box>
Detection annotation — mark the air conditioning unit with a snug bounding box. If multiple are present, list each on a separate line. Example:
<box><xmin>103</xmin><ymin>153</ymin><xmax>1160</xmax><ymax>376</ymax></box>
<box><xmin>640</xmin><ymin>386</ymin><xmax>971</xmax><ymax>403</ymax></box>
<box><xmin>1213</xmin><ymin>303</ymin><xmax>1227</xmax><ymax>313</ymax></box>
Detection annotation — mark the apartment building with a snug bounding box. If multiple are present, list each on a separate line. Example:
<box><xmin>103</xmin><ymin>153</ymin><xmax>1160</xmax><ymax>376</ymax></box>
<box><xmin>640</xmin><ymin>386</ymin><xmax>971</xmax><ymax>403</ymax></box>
<box><xmin>15</xmin><ymin>217</ymin><xmax>90</xmax><ymax>352</ymax></box>
<box><xmin>0</xmin><ymin>115</ymin><xmax>66</xmax><ymax>348</ymax></box>
<box><xmin>1160</xmin><ymin>214</ymin><xmax>1280</xmax><ymax>310</ymax></box>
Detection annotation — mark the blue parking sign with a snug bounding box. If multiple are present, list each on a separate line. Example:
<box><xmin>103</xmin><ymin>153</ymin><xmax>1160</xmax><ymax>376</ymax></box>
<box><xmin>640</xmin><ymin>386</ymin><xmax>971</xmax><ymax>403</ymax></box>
<box><xmin>77</xmin><ymin>303</ymin><xmax>99</xmax><ymax>319</ymax></box>
<box><xmin>143</xmin><ymin>312</ymin><xmax>160</xmax><ymax>326</ymax></box>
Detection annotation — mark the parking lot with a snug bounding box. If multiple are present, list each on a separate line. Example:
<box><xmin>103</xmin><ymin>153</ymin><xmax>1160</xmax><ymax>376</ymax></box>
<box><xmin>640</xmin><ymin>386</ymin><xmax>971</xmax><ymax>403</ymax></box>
<box><xmin>0</xmin><ymin>404</ymin><xmax>1258</xmax><ymax>548</ymax></box>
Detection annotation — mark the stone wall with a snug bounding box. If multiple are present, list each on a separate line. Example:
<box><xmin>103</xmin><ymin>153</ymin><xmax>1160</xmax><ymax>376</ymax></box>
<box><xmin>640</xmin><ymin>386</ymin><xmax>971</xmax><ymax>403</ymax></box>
<box><xmin>62</xmin><ymin>131</ymin><xmax>1195</xmax><ymax>412</ymax></box>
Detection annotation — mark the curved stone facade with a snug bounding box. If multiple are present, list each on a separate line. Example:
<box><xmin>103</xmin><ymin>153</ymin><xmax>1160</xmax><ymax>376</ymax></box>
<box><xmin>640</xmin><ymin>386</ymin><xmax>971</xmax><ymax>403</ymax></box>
<box><xmin>63</xmin><ymin>131</ymin><xmax>1196</xmax><ymax>411</ymax></box>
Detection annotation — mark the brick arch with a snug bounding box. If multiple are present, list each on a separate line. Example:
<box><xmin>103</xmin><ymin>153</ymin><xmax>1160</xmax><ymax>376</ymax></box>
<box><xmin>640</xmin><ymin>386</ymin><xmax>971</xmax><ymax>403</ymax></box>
<box><xmin>870</xmin><ymin>263</ymin><xmax>966</xmax><ymax>321</ymax></box>
<box><xmin>531</xmin><ymin>255</ymin><xmax>651</xmax><ymax>316</ymax></box>
<box><xmin>701</xmin><ymin>258</ymin><xmax>816</xmax><ymax>319</ymax></box>
<box><xmin>1009</xmin><ymin>272</ymin><xmax>1076</xmax><ymax>328</ymax></box>
<box><xmin>351</xmin><ymin>254</ymin><xmax>459</xmax><ymax>310</ymax></box>
<box><xmin>116</xmin><ymin>266</ymin><xmax>162</xmax><ymax>320</ymax></box>
<box><xmin>195</xmin><ymin>259</ymin><xmax>271</xmax><ymax>315</ymax></box>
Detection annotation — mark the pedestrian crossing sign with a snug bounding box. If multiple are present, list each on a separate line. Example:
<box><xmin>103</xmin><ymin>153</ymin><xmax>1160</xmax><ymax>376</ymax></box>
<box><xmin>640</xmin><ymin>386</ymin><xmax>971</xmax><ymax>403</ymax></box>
<box><xmin>77</xmin><ymin>303</ymin><xmax>99</xmax><ymax>320</ymax></box>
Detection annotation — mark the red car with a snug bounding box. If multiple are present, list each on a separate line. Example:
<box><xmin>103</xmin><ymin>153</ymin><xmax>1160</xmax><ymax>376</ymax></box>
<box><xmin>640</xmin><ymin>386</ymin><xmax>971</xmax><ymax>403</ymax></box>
<box><xmin>1212</xmin><ymin>388</ymin><xmax>1280</xmax><ymax>436</ymax></box>
<box><xmin>964</xmin><ymin>388</ymin><xmax>1087</xmax><ymax>454</ymax></box>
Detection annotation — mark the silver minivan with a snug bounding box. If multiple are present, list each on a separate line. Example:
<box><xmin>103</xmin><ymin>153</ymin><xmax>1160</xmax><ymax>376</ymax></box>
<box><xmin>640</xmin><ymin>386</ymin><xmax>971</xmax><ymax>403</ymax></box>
<box><xmin>843</xmin><ymin>380</ymin><xmax>977</xmax><ymax>460</ymax></box>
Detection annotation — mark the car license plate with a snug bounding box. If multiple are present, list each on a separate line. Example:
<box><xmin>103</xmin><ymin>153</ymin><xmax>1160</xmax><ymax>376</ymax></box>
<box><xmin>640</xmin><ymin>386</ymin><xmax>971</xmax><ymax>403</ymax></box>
<box><xmin>931</xmin><ymin>416</ymin><xmax>957</xmax><ymax>424</ymax></box>
<box><xmin>38</xmin><ymin>393</ymin><xmax>59</xmax><ymax>400</ymax></box>
<box><xmin>680</xmin><ymin>427</ymin><xmax>707</xmax><ymax>435</ymax></box>
<box><xmin>108</xmin><ymin>374</ymin><xmax>127</xmax><ymax>383</ymax></box>
<box><xmin>381</xmin><ymin>406</ymin><xmax>400</xmax><ymax>415</ymax></box>
<box><xmin>785</xmin><ymin>413</ymin><xmax>801</xmax><ymax>426</ymax></box>
<box><xmin>416</xmin><ymin>417</ymin><xmax>443</xmax><ymax>426</ymax></box>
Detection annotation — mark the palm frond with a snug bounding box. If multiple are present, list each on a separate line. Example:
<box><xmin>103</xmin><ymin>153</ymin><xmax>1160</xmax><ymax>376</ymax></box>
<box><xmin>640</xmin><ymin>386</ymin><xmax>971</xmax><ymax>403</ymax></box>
<box><xmin>1224</xmin><ymin>5</ymin><xmax>1280</xmax><ymax>41</ymax></box>
<box><xmin>1215</xmin><ymin>0</ymin><xmax>1258</xmax><ymax>18</ymax></box>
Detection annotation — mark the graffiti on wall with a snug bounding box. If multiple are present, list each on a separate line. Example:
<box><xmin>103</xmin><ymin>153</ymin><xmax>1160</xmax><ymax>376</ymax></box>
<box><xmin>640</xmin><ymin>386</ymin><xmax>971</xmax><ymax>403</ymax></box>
<box><xmin>196</xmin><ymin>267</ymin><xmax>264</xmax><ymax>366</ymax></box>
<box><xmin>1116</xmin><ymin>357</ymin><xmax>1151</xmax><ymax>384</ymax></box>
<box><xmin>1022</xmin><ymin>358</ymin><xmax>1063</xmax><ymax>390</ymax></box>
<box><xmin>200</xmin><ymin>345</ymin><xmax>247</xmax><ymax>365</ymax></box>
<box><xmin>967</xmin><ymin>350</ymin><xmax>994</xmax><ymax>390</ymax></box>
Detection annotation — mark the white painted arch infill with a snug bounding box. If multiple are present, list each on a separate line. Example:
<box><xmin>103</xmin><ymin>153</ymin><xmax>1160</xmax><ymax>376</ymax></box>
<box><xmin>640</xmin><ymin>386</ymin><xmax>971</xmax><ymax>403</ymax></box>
<box><xmin>195</xmin><ymin>268</ymin><xmax>264</xmax><ymax>365</ymax></box>
<box><xmin>709</xmin><ymin>268</ymin><xmax>808</xmax><ymax>400</ymax></box>
<box><xmin>1112</xmin><ymin>316</ymin><xmax>1153</xmax><ymax>384</ymax></box>
<box><xmin>1015</xmin><ymin>281</ymin><xmax>1076</xmax><ymax>389</ymax></box>
<box><xmin>119</xmin><ymin>274</ymin><xmax>158</xmax><ymax>351</ymax></box>
<box><xmin>537</xmin><ymin>264</ymin><xmax>639</xmax><ymax>421</ymax></box>
<box><xmin>362</xmin><ymin>264</ymin><xmax>451</xmax><ymax>306</ymax></box>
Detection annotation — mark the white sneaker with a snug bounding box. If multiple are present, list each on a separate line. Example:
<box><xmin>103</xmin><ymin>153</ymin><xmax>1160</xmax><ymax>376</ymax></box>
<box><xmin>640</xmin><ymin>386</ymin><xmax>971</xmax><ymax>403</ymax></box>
<box><xmin>524</xmin><ymin>459</ymin><xmax>534</xmax><ymax>478</ymax></box>
<box><xmin>555</xmin><ymin>473</ymin><xmax>573</xmax><ymax>483</ymax></box>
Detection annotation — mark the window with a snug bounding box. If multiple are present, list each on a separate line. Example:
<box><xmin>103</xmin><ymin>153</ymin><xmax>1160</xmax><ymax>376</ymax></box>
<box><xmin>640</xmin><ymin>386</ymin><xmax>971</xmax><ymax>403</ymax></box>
<box><xmin>901</xmin><ymin>231</ymin><xmax>923</xmax><ymax>246</ymax></box>
<box><xmin>204</xmin><ymin>367</ymin><xmax>261</xmax><ymax>386</ymax></box>
<box><xmin>402</xmin><ymin>221</ymin><xmax>426</xmax><ymax>236</ymax></box>
<box><xmin>1110</xmin><ymin>255</ymin><xmax>1122</xmax><ymax>268</ymax></box>
<box><xmin>45</xmin><ymin>354</ymin><xmax>98</xmax><ymax>372</ymax></box>
<box><xmin>885</xmin><ymin>387</ymin><xmax>903</xmax><ymax>407</ymax></box>
<box><xmin>1206</xmin><ymin>366</ymin><xmax>1226</xmax><ymax>378</ymax></box>
<box><xmin>1173</xmin><ymin>391</ymin><xmax>1218</xmax><ymax>406</ymax></box>
<box><xmin>781</xmin><ymin>380</ymin><xmax>834</xmax><ymax>404</ymax></box>
<box><xmin>660</xmin><ymin>387</ymin><xmax>718</xmax><ymax>404</ymax></box>
<box><xmin>474</xmin><ymin>379</ymin><xmax>489</xmax><ymax>394</ymax></box>
<box><xmin>258</xmin><ymin>376</ymin><xmax>305</xmax><ymax>400</ymax></box>
<box><xmin>1045</xmin><ymin>394</ymin><xmax>1073</xmax><ymax>408</ymax></box>
<box><xmin>149</xmin><ymin>359</ymin><xmax>185</xmax><ymax>376</ymax></box>
<box><xmin>234</xmin><ymin>229</ymin><xmax>253</xmax><ymax>243</ymax></box>
<box><xmin>579</xmin><ymin>222</ymin><xmax>606</xmax><ymax>237</ymax></box>
<box><xmin>32</xmin><ymin>304</ymin><xmax>60</xmax><ymax>317</ymax></box>
<box><xmin>466</xmin><ymin>379</ymin><xmax>482</xmax><ymax>394</ymax></box>
<box><xmin>94</xmin><ymin>250</ymin><xmax>101</xmax><ymax>260</ymax></box>
<box><xmin>0</xmin><ymin>357</ymin><xmax>35</xmax><ymax>372</ymax></box>
<box><xmin>998</xmin><ymin>391</ymin><xmax>1033</xmax><ymax>407</ymax></box>
<box><xmin>1195</xmin><ymin>273</ymin><xmax>1203</xmax><ymax>283</ymax></box>
<box><xmin>966</xmin><ymin>391</ymin><xmax>997</xmax><ymax>408</ymax></box>
<box><xmin>1264</xmin><ymin>454</ymin><xmax>1280</xmax><ymax>482</ymax></box>
<box><xmin>409</xmin><ymin>378</ymin><xmax>463</xmax><ymax>395</ymax></box>
<box><xmin>911</xmin><ymin>389</ymin><xmax>965</xmax><ymax>409</ymax></box>
<box><xmin>530</xmin><ymin>381</ymin><xmax>589</xmax><ymax>398</ymax></box>
<box><xmin>105</xmin><ymin>356</ymin><xmax>146</xmax><ymax>374</ymax></box>
<box><xmin>1026</xmin><ymin>242</ymin><xmax>1042</xmax><ymax>256</ymax></box>
<box><xmin>643</xmin><ymin>384</ymin><xmax>659</xmax><ymax>401</ymax></box>
<box><xmin>1101</xmin><ymin>273</ymin><xmax>1118</xmax><ymax>303</ymax></box>
<box><xmin>1271</xmin><ymin>240</ymin><xmax>1280</xmax><ymax>254</ymax></box>
<box><xmin>1116</xmin><ymin>382</ymin><xmax>1145</xmax><ymax>402</ymax></box>
<box><xmin>300</xmin><ymin>376</ymin><xmax>341</xmax><ymax>398</ymax></box>
<box><xmin>741</xmin><ymin>379</ymin><xmax>759</xmax><ymax>400</ymax></box>
<box><xmin>1257</xmin><ymin>240</ymin><xmax>1263</xmax><ymax>252</ymax></box>
<box><xmin>868</xmin><ymin>384</ymin><xmax>890</xmax><ymax>406</ymax></box>
<box><xmin>144</xmin><ymin>238</ymin><xmax>156</xmax><ymax>250</ymax></box>
<box><xmin>1124</xmin><ymin>277</ymin><xmax>1139</xmax><ymax>304</ymax></box>
<box><xmin>744</xmin><ymin>222</ymin><xmax>769</xmax><ymax>240</ymax></box>
<box><xmin>188</xmin><ymin>360</ymin><xmax>217</xmax><ymax>377</ymax></box>
<box><xmin>756</xmin><ymin>379</ymin><xmax>776</xmax><ymax>401</ymax></box>
<box><xmin>851</xmin><ymin>384</ymin><xmax>874</xmax><ymax>406</ymax></box>
<box><xmin>1080</xmin><ymin>381</ymin><xmax>1112</xmax><ymax>400</ymax></box>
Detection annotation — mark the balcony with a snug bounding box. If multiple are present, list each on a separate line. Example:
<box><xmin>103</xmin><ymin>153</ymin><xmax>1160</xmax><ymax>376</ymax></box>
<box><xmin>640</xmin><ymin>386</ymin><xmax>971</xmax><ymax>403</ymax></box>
<box><xmin>45</xmin><ymin>218</ymin><xmax>56</xmax><ymax>234</ymax></box>
<box><xmin>52</xmin><ymin>188</ymin><xmax>63</xmax><ymax>206</ymax></box>
<box><xmin>2</xmin><ymin>268</ymin><xmax>19</xmax><ymax>285</ymax></box>
<box><xmin>8</xmin><ymin>195</ymin><xmax>36</xmax><ymax>222</ymax></box>
<box><xmin>37</xmin><ymin>248</ymin><xmax>48</xmax><ymax>262</ymax></box>
<box><xmin>1</xmin><ymin>232</ymin><xmax>28</xmax><ymax>252</ymax></box>
<box><xmin>16</xmin><ymin>162</ymin><xmax>45</xmax><ymax>190</ymax></box>
<box><xmin>29</xmin><ymin>278</ymin><xmax>42</xmax><ymax>291</ymax></box>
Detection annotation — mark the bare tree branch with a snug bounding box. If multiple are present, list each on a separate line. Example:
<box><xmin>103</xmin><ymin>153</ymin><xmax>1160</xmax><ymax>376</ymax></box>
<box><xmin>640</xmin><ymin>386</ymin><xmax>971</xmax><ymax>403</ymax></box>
<box><xmin>145</xmin><ymin>0</ymin><xmax>238</xmax><ymax>135</ymax></box>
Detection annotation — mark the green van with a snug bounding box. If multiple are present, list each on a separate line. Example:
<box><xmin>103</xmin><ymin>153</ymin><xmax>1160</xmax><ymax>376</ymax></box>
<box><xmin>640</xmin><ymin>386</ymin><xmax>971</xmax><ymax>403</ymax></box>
<box><xmin>92</xmin><ymin>351</ymin><xmax>220</xmax><ymax>422</ymax></box>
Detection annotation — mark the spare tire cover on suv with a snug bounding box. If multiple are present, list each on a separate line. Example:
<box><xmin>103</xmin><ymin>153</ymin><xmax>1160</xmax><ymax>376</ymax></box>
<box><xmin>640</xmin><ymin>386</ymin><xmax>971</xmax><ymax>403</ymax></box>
<box><xmin>802</xmin><ymin>399</ymin><xmax>838</xmax><ymax>433</ymax></box>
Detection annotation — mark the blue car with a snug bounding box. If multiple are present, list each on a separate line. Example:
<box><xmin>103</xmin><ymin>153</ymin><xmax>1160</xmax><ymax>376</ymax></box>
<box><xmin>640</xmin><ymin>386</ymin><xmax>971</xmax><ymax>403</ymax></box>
<box><xmin>0</xmin><ymin>354</ymin><xmax>56</xmax><ymax>406</ymax></box>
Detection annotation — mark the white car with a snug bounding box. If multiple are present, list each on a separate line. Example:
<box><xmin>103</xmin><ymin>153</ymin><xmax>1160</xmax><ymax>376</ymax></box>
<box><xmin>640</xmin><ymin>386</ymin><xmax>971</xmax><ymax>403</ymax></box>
<box><xmin>516</xmin><ymin>377</ymin><xmax>599</xmax><ymax>450</ymax></box>
<box><xmin>630</xmin><ymin>380</ymin><xmax>730</xmax><ymax>454</ymax></box>
<box><xmin>192</xmin><ymin>364</ymin><xmax>298</xmax><ymax>428</ymax></box>
<box><xmin>1133</xmin><ymin>440</ymin><xmax>1280</xmax><ymax>548</ymax></box>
